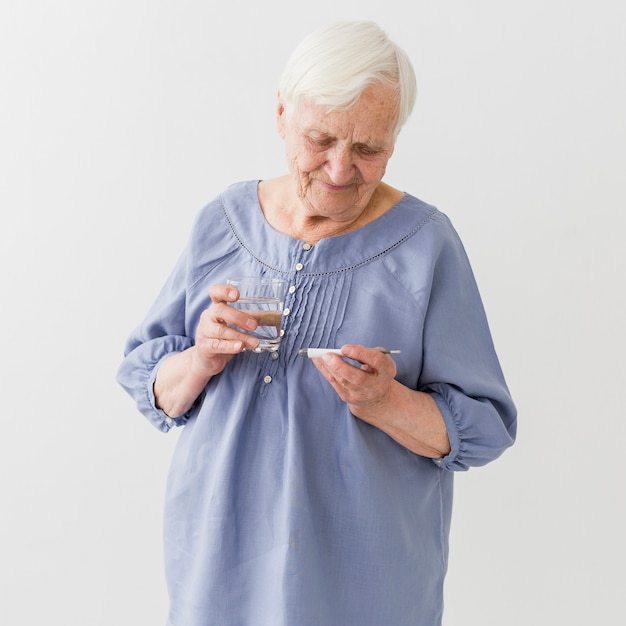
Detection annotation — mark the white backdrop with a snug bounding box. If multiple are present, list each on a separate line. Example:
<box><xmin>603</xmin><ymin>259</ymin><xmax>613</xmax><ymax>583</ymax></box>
<box><xmin>1</xmin><ymin>1</ymin><xmax>624</xmax><ymax>624</ymax></box>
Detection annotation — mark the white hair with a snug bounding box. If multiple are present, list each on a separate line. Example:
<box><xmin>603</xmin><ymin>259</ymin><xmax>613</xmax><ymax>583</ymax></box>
<box><xmin>278</xmin><ymin>21</ymin><xmax>417</xmax><ymax>136</ymax></box>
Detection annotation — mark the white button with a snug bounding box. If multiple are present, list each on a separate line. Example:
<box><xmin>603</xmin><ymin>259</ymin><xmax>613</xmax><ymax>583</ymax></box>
<box><xmin>165</xmin><ymin>417</ymin><xmax>173</xmax><ymax>426</ymax></box>
<box><xmin>283</xmin><ymin>308</ymin><xmax>291</xmax><ymax>316</ymax></box>
<box><xmin>279</xmin><ymin>329</ymin><xmax>285</xmax><ymax>337</ymax></box>
<box><xmin>271</xmin><ymin>352</ymin><xmax>279</xmax><ymax>360</ymax></box>
<box><xmin>302</xmin><ymin>243</ymin><xmax>312</xmax><ymax>251</ymax></box>
<box><xmin>263</xmin><ymin>375</ymin><xmax>272</xmax><ymax>384</ymax></box>
<box><xmin>288</xmin><ymin>285</ymin><xmax>296</xmax><ymax>294</ymax></box>
<box><xmin>295</xmin><ymin>263</ymin><xmax>304</xmax><ymax>271</ymax></box>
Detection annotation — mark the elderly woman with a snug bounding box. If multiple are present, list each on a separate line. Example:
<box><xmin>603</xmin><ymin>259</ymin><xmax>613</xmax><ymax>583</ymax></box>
<box><xmin>117</xmin><ymin>21</ymin><xmax>516</xmax><ymax>626</ymax></box>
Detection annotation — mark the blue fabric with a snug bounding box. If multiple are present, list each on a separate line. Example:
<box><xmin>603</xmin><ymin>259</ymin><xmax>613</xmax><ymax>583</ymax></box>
<box><xmin>117</xmin><ymin>180</ymin><xmax>516</xmax><ymax>625</ymax></box>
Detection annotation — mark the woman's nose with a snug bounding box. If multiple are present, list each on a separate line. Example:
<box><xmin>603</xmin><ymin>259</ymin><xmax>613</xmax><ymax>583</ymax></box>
<box><xmin>325</xmin><ymin>147</ymin><xmax>355</xmax><ymax>184</ymax></box>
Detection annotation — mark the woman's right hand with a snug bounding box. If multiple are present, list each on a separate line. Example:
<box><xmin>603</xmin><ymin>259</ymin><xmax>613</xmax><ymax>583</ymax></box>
<box><xmin>191</xmin><ymin>283</ymin><xmax>261</xmax><ymax>377</ymax></box>
<box><xmin>153</xmin><ymin>283</ymin><xmax>259</xmax><ymax>418</ymax></box>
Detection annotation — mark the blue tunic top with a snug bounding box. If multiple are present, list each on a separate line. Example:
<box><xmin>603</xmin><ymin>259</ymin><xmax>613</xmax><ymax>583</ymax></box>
<box><xmin>117</xmin><ymin>180</ymin><xmax>516</xmax><ymax>626</ymax></box>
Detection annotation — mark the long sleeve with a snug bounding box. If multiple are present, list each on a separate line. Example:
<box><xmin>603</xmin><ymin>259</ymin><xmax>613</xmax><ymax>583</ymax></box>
<box><xmin>116</xmin><ymin>193</ymin><xmax>240</xmax><ymax>432</ymax></box>
<box><xmin>116</xmin><ymin>249</ymin><xmax>195</xmax><ymax>432</ymax></box>
<box><xmin>415</xmin><ymin>213</ymin><xmax>517</xmax><ymax>471</ymax></box>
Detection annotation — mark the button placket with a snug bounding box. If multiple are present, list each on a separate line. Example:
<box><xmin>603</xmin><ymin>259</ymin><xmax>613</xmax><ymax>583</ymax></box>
<box><xmin>270</xmin><ymin>240</ymin><xmax>312</xmax><ymax>373</ymax></box>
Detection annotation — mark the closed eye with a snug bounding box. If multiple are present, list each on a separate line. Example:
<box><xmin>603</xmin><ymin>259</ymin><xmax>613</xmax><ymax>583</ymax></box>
<box><xmin>309</xmin><ymin>137</ymin><xmax>334</xmax><ymax>148</ymax></box>
<box><xmin>356</xmin><ymin>145</ymin><xmax>381</xmax><ymax>156</ymax></box>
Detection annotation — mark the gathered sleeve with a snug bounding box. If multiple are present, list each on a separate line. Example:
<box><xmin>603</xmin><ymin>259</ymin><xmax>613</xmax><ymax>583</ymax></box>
<box><xmin>115</xmin><ymin>198</ymin><xmax>237</xmax><ymax>432</ymax></box>
<box><xmin>415</xmin><ymin>214</ymin><xmax>517</xmax><ymax>471</ymax></box>
<box><xmin>115</xmin><ymin>243</ymin><xmax>196</xmax><ymax>431</ymax></box>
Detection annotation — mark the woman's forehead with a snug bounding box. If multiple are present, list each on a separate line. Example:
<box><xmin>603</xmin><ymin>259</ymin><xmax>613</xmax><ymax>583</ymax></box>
<box><xmin>292</xmin><ymin>91</ymin><xmax>399</xmax><ymax>143</ymax></box>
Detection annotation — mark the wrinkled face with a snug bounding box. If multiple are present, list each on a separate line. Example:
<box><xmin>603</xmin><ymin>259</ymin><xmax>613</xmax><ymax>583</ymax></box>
<box><xmin>277</xmin><ymin>84</ymin><xmax>398</xmax><ymax>222</ymax></box>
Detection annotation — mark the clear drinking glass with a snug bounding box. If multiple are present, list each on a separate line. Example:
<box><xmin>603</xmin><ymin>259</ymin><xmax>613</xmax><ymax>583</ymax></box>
<box><xmin>226</xmin><ymin>277</ymin><xmax>286</xmax><ymax>352</ymax></box>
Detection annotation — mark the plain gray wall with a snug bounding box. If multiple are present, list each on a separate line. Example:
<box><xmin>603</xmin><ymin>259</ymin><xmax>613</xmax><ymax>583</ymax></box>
<box><xmin>1</xmin><ymin>1</ymin><xmax>624</xmax><ymax>624</ymax></box>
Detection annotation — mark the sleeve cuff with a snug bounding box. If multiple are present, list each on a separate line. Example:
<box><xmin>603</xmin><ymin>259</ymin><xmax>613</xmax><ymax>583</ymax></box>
<box><xmin>426</xmin><ymin>383</ymin><xmax>515</xmax><ymax>472</ymax></box>
<box><xmin>147</xmin><ymin>356</ymin><xmax>191</xmax><ymax>432</ymax></box>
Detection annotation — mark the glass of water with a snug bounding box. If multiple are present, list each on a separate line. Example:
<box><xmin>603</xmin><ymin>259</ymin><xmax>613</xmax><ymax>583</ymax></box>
<box><xmin>226</xmin><ymin>277</ymin><xmax>287</xmax><ymax>352</ymax></box>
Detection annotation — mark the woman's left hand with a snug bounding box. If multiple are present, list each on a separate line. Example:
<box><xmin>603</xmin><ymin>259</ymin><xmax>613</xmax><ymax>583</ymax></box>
<box><xmin>311</xmin><ymin>344</ymin><xmax>396</xmax><ymax>418</ymax></box>
<box><xmin>312</xmin><ymin>344</ymin><xmax>451</xmax><ymax>458</ymax></box>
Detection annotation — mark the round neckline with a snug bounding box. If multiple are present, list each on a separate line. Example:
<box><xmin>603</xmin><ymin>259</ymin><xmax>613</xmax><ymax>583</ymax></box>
<box><xmin>221</xmin><ymin>180</ymin><xmax>438</xmax><ymax>273</ymax></box>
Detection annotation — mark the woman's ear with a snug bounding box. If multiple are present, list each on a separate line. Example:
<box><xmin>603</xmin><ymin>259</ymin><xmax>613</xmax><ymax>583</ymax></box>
<box><xmin>276</xmin><ymin>91</ymin><xmax>286</xmax><ymax>139</ymax></box>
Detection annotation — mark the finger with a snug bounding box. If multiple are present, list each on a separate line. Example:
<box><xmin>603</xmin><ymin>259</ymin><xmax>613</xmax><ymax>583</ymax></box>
<box><xmin>209</xmin><ymin>283</ymin><xmax>240</xmax><ymax>304</ymax></box>
<box><xmin>341</xmin><ymin>344</ymin><xmax>382</xmax><ymax>364</ymax></box>
<box><xmin>199</xmin><ymin>337</ymin><xmax>244</xmax><ymax>354</ymax></box>
<box><xmin>318</xmin><ymin>353</ymin><xmax>371</xmax><ymax>387</ymax></box>
<box><xmin>197</xmin><ymin>317</ymin><xmax>246</xmax><ymax>343</ymax></box>
<box><xmin>342</xmin><ymin>344</ymin><xmax>397</xmax><ymax>375</ymax></box>
<box><xmin>198</xmin><ymin>329</ymin><xmax>258</xmax><ymax>354</ymax></box>
<box><xmin>197</xmin><ymin>308</ymin><xmax>260</xmax><ymax>351</ymax></box>
<box><xmin>209</xmin><ymin>302</ymin><xmax>259</xmax><ymax>333</ymax></box>
<box><xmin>312</xmin><ymin>358</ymin><xmax>352</xmax><ymax>400</ymax></box>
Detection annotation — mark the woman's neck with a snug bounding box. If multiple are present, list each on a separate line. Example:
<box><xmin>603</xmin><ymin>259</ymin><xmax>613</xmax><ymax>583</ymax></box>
<box><xmin>258</xmin><ymin>176</ymin><xmax>403</xmax><ymax>244</ymax></box>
